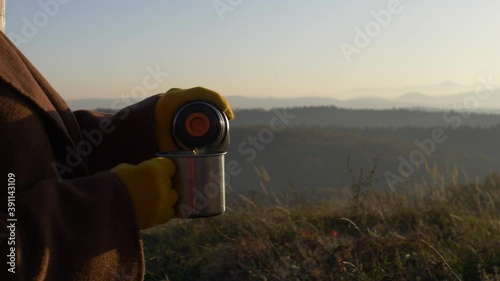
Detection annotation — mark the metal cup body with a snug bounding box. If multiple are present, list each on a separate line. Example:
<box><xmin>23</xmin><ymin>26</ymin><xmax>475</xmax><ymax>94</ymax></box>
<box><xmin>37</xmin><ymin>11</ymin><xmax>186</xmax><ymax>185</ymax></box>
<box><xmin>156</xmin><ymin>151</ymin><xmax>226</xmax><ymax>219</ymax></box>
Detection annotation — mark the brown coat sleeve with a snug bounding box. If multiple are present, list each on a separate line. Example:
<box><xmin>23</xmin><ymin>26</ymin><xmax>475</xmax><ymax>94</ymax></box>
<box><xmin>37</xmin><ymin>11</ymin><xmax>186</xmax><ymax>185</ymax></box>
<box><xmin>0</xmin><ymin>70</ymin><xmax>145</xmax><ymax>280</ymax></box>
<box><xmin>72</xmin><ymin>94</ymin><xmax>161</xmax><ymax>174</ymax></box>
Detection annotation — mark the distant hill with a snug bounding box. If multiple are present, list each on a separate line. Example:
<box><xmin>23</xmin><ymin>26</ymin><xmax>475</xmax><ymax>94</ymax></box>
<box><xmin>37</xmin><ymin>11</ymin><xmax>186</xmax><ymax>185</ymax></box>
<box><xmin>238</xmin><ymin>92</ymin><xmax>500</xmax><ymax>111</ymax></box>
<box><xmin>341</xmin><ymin>81</ymin><xmax>479</xmax><ymax>98</ymax></box>
<box><xmin>224</xmin><ymin>96</ymin><xmax>341</xmax><ymax>110</ymax></box>
<box><xmin>67</xmin><ymin>93</ymin><xmax>500</xmax><ymax>113</ymax></box>
<box><xmin>225</xmin><ymin>91</ymin><xmax>500</xmax><ymax>111</ymax></box>
<box><xmin>231</xmin><ymin>107</ymin><xmax>500</xmax><ymax>128</ymax></box>
<box><xmin>67</xmin><ymin>98</ymin><xmax>119</xmax><ymax>111</ymax></box>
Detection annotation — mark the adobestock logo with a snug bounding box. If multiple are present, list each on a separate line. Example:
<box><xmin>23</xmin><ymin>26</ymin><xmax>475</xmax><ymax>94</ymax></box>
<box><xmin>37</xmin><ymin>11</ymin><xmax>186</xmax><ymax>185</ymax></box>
<box><xmin>8</xmin><ymin>0</ymin><xmax>71</xmax><ymax>46</ymax></box>
<box><xmin>213</xmin><ymin>0</ymin><xmax>245</xmax><ymax>21</ymax></box>
<box><xmin>339</xmin><ymin>0</ymin><xmax>411</xmax><ymax>63</ymax></box>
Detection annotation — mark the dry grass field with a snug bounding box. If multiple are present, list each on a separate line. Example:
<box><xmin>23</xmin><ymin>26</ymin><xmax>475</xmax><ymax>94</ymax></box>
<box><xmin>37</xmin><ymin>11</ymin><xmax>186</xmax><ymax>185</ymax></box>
<box><xmin>142</xmin><ymin>168</ymin><xmax>500</xmax><ymax>281</ymax></box>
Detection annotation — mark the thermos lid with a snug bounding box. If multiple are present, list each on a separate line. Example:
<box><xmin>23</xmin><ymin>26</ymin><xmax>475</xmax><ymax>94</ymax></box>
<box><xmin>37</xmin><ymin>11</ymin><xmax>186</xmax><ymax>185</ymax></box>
<box><xmin>172</xmin><ymin>101</ymin><xmax>229</xmax><ymax>151</ymax></box>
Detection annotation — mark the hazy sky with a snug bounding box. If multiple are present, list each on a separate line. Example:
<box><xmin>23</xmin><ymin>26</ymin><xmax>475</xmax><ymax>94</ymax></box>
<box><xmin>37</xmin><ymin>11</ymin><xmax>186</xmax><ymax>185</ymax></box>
<box><xmin>4</xmin><ymin>0</ymin><xmax>500</xmax><ymax>100</ymax></box>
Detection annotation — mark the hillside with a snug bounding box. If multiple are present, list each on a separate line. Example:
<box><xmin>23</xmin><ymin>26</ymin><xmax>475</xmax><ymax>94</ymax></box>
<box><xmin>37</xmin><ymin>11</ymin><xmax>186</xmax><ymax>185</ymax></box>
<box><xmin>227</xmin><ymin>125</ymin><xmax>500</xmax><ymax>196</ymax></box>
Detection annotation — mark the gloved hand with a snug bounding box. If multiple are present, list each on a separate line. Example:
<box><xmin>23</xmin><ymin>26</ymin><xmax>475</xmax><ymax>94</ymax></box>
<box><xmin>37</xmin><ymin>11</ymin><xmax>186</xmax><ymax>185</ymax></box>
<box><xmin>111</xmin><ymin>157</ymin><xmax>177</xmax><ymax>230</ymax></box>
<box><xmin>155</xmin><ymin>87</ymin><xmax>234</xmax><ymax>152</ymax></box>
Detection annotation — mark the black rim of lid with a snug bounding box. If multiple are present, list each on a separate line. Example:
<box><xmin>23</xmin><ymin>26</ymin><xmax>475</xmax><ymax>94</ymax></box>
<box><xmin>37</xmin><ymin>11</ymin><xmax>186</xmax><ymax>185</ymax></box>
<box><xmin>172</xmin><ymin>101</ymin><xmax>228</xmax><ymax>150</ymax></box>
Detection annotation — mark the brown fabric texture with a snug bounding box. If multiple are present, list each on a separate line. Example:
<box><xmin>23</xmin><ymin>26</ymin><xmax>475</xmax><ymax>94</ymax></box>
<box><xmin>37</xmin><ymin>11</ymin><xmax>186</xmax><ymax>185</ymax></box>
<box><xmin>0</xmin><ymin>32</ymin><xmax>160</xmax><ymax>280</ymax></box>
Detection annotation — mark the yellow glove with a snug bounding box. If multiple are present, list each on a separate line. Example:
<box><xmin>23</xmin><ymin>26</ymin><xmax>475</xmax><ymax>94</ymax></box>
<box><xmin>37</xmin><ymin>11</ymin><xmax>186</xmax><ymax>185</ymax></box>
<box><xmin>155</xmin><ymin>87</ymin><xmax>234</xmax><ymax>152</ymax></box>
<box><xmin>111</xmin><ymin>157</ymin><xmax>177</xmax><ymax>230</ymax></box>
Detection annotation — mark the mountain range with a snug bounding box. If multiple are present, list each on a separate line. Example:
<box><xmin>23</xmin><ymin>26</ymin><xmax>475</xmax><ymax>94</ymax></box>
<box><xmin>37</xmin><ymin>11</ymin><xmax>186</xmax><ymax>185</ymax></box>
<box><xmin>224</xmin><ymin>91</ymin><xmax>500</xmax><ymax>112</ymax></box>
<box><xmin>67</xmin><ymin>92</ymin><xmax>500</xmax><ymax>113</ymax></box>
<box><xmin>66</xmin><ymin>82</ymin><xmax>500</xmax><ymax>112</ymax></box>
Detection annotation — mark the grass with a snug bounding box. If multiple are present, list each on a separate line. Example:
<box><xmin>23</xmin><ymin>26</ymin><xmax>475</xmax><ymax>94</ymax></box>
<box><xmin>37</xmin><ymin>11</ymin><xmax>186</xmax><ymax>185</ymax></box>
<box><xmin>141</xmin><ymin>171</ymin><xmax>500</xmax><ymax>281</ymax></box>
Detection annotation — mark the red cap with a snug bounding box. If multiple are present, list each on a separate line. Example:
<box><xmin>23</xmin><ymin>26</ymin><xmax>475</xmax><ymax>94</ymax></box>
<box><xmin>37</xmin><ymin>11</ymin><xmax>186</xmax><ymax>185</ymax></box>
<box><xmin>185</xmin><ymin>113</ymin><xmax>210</xmax><ymax>137</ymax></box>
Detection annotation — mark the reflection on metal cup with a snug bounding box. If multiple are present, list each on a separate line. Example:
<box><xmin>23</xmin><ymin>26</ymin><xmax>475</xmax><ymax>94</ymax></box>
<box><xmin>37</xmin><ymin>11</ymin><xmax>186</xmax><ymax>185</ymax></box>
<box><xmin>156</xmin><ymin>151</ymin><xmax>226</xmax><ymax>219</ymax></box>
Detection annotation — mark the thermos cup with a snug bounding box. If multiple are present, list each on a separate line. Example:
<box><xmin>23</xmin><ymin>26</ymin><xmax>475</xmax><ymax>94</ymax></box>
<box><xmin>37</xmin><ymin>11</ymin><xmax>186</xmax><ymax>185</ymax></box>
<box><xmin>156</xmin><ymin>151</ymin><xmax>226</xmax><ymax>218</ymax></box>
<box><xmin>157</xmin><ymin>101</ymin><xmax>230</xmax><ymax>219</ymax></box>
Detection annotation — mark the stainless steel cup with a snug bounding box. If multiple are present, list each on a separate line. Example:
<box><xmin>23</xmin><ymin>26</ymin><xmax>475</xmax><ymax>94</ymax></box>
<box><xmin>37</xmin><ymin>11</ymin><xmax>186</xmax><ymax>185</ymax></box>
<box><xmin>156</xmin><ymin>151</ymin><xmax>226</xmax><ymax>219</ymax></box>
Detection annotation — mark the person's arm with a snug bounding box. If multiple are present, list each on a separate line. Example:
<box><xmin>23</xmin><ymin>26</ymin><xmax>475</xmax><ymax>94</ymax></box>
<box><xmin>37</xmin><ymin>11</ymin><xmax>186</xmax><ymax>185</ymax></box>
<box><xmin>0</xmin><ymin>92</ymin><xmax>144</xmax><ymax>280</ymax></box>
<box><xmin>73</xmin><ymin>95</ymin><xmax>161</xmax><ymax>174</ymax></box>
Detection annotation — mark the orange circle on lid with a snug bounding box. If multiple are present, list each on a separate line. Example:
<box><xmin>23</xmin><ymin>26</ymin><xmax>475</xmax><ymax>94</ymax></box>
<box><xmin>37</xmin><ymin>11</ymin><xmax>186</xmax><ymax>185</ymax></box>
<box><xmin>185</xmin><ymin>113</ymin><xmax>210</xmax><ymax>137</ymax></box>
